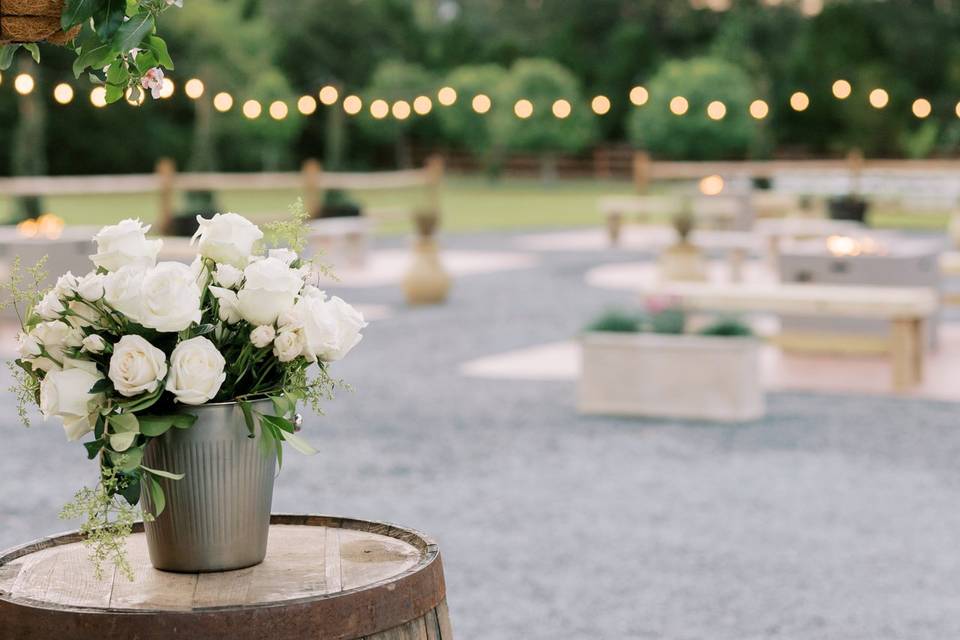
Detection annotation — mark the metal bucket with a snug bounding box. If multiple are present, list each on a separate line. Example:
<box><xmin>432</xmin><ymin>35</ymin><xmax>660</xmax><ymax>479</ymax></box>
<box><xmin>141</xmin><ymin>399</ymin><xmax>276</xmax><ymax>573</ymax></box>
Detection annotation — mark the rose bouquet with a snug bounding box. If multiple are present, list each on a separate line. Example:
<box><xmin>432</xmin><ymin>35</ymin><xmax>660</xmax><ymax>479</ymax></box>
<box><xmin>8</xmin><ymin>209</ymin><xmax>365</xmax><ymax>576</ymax></box>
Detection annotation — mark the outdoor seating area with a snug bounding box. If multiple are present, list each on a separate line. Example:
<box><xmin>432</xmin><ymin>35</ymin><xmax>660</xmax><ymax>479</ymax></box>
<box><xmin>6</xmin><ymin>1</ymin><xmax>960</xmax><ymax>639</ymax></box>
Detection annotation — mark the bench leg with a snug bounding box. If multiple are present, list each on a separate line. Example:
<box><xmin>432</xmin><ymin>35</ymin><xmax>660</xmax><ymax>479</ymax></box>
<box><xmin>890</xmin><ymin>318</ymin><xmax>924</xmax><ymax>392</ymax></box>
<box><xmin>606</xmin><ymin>212</ymin><xmax>623</xmax><ymax>247</ymax></box>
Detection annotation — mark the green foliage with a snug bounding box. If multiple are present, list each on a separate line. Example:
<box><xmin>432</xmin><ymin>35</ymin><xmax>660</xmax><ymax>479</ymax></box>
<box><xmin>586</xmin><ymin>310</ymin><xmax>642</xmax><ymax>333</ymax></box>
<box><xmin>699</xmin><ymin>317</ymin><xmax>754</xmax><ymax>337</ymax></box>
<box><xmin>648</xmin><ymin>308</ymin><xmax>686</xmax><ymax>335</ymax></box>
<box><xmin>492</xmin><ymin>58</ymin><xmax>596</xmax><ymax>156</ymax></box>
<box><xmin>357</xmin><ymin>60</ymin><xmax>435</xmax><ymax>146</ymax></box>
<box><xmin>437</xmin><ymin>64</ymin><xmax>507</xmax><ymax>164</ymax></box>
<box><xmin>628</xmin><ymin>57</ymin><xmax>758</xmax><ymax>160</ymax></box>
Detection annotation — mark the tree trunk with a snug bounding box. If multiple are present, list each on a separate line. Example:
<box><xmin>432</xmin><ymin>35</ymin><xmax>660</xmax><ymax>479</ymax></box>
<box><xmin>11</xmin><ymin>57</ymin><xmax>47</xmax><ymax>222</ymax></box>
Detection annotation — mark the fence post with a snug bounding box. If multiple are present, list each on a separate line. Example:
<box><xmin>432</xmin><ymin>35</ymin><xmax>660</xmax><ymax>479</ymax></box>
<box><xmin>301</xmin><ymin>158</ymin><xmax>323</xmax><ymax>217</ymax></box>
<box><xmin>155</xmin><ymin>158</ymin><xmax>176</xmax><ymax>235</ymax></box>
<box><xmin>425</xmin><ymin>154</ymin><xmax>445</xmax><ymax>218</ymax></box>
<box><xmin>593</xmin><ymin>147</ymin><xmax>610</xmax><ymax>180</ymax></box>
<box><xmin>847</xmin><ymin>147</ymin><xmax>863</xmax><ymax>196</ymax></box>
<box><xmin>633</xmin><ymin>151</ymin><xmax>651</xmax><ymax>193</ymax></box>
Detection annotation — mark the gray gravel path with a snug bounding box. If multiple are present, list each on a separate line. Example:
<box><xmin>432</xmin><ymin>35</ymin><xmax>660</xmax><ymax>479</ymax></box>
<box><xmin>3</xmin><ymin>230</ymin><xmax>960</xmax><ymax>639</ymax></box>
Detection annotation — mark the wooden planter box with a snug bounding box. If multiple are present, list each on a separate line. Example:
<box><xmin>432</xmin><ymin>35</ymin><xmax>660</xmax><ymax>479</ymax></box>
<box><xmin>578</xmin><ymin>332</ymin><xmax>764</xmax><ymax>422</ymax></box>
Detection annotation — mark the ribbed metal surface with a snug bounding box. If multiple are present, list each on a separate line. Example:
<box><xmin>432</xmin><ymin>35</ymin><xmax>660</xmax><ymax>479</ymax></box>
<box><xmin>142</xmin><ymin>400</ymin><xmax>276</xmax><ymax>573</ymax></box>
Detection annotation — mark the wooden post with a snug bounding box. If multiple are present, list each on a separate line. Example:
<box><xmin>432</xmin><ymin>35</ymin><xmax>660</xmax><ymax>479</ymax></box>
<box><xmin>847</xmin><ymin>148</ymin><xmax>864</xmax><ymax>196</ymax></box>
<box><xmin>425</xmin><ymin>154</ymin><xmax>444</xmax><ymax>219</ymax></box>
<box><xmin>155</xmin><ymin>158</ymin><xmax>176</xmax><ymax>236</ymax></box>
<box><xmin>890</xmin><ymin>316</ymin><xmax>923</xmax><ymax>392</ymax></box>
<box><xmin>301</xmin><ymin>158</ymin><xmax>323</xmax><ymax>217</ymax></box>
<box><xmin>593</xmin><ymin>147</ymin><xmax>611</xmax><ymax>180</ymax></box>
<box><xmin>633</xmin><ymin>151</ymin><xmax>651</xmax><ymax>194</ymax></box>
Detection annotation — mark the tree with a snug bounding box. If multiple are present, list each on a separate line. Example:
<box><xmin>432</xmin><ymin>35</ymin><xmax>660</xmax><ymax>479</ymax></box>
<box><xmin>627</xmin><ymin>57</ymin><xmax>758</xmax><ymax>160</ymax></box>
<box><xmin>10</xmin><ymin>56</ymin><xmax>46</xmax><ymax>222</ymax></box>
<box><xmin>357</xmin><ymin>61</ymin><xmax>436</xmax><ymax>167</ymax></box>
<box><xmin>491</xmin><ymin>58</ymin><xmax>596</xmax><ymax>180</ymax></box>
<box><xmin>437</xmin><ymin>64</ymin><xmax>507</xmax><ymax>175</ymax></box>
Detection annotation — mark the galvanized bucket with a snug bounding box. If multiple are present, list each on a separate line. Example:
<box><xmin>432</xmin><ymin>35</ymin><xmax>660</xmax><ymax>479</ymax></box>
<box><xmin>141</xmin><ymin>399</ymin><xmax>276</xmax><ymax>573</ymax></box>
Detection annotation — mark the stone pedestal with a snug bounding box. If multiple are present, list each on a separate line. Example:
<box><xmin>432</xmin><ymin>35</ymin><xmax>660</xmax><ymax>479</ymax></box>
<box><xmin>403</xmin><ymin>238</ymin><xmax>450</xmax><ymax>305</ymax></box>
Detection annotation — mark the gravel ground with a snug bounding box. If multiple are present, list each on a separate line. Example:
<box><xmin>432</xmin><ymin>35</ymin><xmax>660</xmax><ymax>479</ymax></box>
<box><xmin>3</xmin><ymin>230</ymin><xmax>960</xmax><ymax>639</ymax></box>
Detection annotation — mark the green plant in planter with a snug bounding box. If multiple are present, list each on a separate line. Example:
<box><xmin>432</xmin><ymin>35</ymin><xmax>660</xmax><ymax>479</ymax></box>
<box><xmin>699</xmin><ymin>317</ymin><xmax>754</xmax><ymax>337</ymax></box>
<box><xmin>0</xmin><ymin>0</ymin><xmax>179</xmax><ymax>103</ymax></box>
<box><xmin>585</xmin><ymin>309</ymin><xmax>642</xmax><ymax>333</ymax></box>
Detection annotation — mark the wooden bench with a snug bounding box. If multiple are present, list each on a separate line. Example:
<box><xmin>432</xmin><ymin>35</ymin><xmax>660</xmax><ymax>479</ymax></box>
<box><xmin>636</xmin><ymin>282</ymin><xmax>939</xmax><ymax>392</ymax></box>
<box><xmin>600</xmin><ymin>194</ymin><xmax>753</xmax><ymax>246</ymax></box>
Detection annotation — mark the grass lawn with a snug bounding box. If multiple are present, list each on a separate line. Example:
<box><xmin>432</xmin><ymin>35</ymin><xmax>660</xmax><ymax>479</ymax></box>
<box><xmin>0</xmin><ymin>175</ymin><xmax>948</xmax><ymax>234</ymax></box>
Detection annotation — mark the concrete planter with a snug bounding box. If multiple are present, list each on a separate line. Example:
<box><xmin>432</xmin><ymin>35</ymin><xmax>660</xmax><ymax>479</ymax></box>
<box><xmin>578</xmin><ymin>332</ymin><xmax>764</xmax><ymax>421</ymax></box>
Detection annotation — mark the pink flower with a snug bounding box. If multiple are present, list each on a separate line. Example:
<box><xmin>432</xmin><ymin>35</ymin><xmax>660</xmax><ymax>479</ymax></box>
<box><xmin>140</xmin><ymin>67</ymin><xmax>164</xmax><ymax>99</ymax></box>
<box><xmin>644</xmin><ymin>294</ymin><xmax>680</xmax><ymax>315</ymax></box>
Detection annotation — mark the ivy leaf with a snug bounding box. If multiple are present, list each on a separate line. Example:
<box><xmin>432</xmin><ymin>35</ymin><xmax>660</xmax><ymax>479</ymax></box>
<box><xmin>0</xmin><ymin>45</ymin><xmax>20</xmax><ymax>71</ymax></box>
<box><xmin>63</xmin><ymin>0</ymin><xmax>97</xmax><ymax>28</ymax></box>
<box><xmin>141</xmin><ymin>465</ymin><xmax>185</xmax><ymax>481</ymax></box>
<box><xmin>94</xmin><ymin>0</ymin><xmax>126</xmax><ymax>41</ymax></box>
<box><xmin>146</xmin><ymin>35</ymin><xmax>174</xmax><ymax>70</ymax></box>
<box><xmin>22</xmin><ymin>44</ymin><xmax>40</xmax><ymax>64</ymax></box>
<box><xmin>114</xmin><ymin>12</ymin><xmax>154</xmax><ymax>53</ymax></box>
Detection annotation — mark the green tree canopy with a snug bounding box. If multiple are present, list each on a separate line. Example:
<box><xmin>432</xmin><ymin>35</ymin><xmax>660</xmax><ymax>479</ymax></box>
<box><xmin>437</xmin><ymin>64</ymin><xmax>507</xmax><ymax>159</ymax></box>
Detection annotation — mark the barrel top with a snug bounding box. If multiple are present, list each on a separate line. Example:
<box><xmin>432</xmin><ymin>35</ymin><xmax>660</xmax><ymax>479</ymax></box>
<box><xmin>0</xmin><ymin>515</ymin><xmax>444</xmax><ymax>624</ymax></box>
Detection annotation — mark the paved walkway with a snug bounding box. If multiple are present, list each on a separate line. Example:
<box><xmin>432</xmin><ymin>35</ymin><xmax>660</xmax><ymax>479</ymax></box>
<box><xmin>3</xmin><ymin>230</ymin><xmax>960</xmax><ymax>639</ymax></box>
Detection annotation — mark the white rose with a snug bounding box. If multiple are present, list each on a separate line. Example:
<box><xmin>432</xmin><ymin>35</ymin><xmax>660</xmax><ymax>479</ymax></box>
<box><xmin>213</xmin><ymin>263</ymin><xmax>243</xmax><ymax>289</ymax></box>
<box><xmin>90</xmin><ymin>219</ymin><xmax>163</xmax><ymax>272</ymax></box>
<box><xmin>209</xmin><ymin>286</ymin><xmax>242</xmax><ymax>324</ymax></box>
<box><xmin>35</xmin><ymin>290</ymin><xmax>65</xmax><ymax>320</ymax></box>
<box><xmin>76</xmin><ymin>272</ymin><xmax>106</xmax><ymax>301</ymax></box>
<box><xmin>109</xmin><ymin>335</ymin><xmax>168</xmax><ymax>397</ymax></box>
<box><xmin>103</xmin><ymin>266</ymin><xmax>147</xmax><ymax>320</ymax></box>
<box><xmin>192</xmin><ymin>213</ymin><xmax>264</xmax><ymax>268</ymax></box>
<box><xmin>268</xmin><ymin>248</ymin><xmax>298</xmax><ymax>266</ymax></box>
<box><xmin>292</xmin><ymin>295</ymin><xmax>367</xmax><ymax>363</ymax></box>
<box><xmin>66</xmin><ymin>300</ymin><xmax>101</xmax><ymax>329</ymax></box>
<box><xmin>138</xmin><ymin>262</ymin><xmax>202</xmax><ymax>332</ymax></box>
<box><xmin>53</xmin><ymin>272</ymin><xmax>79</xmax><ymax>298</ymax></box>
<box><xmin>165</xmin><ymin>337</ymin><xmax>226</xmax><ymax>405</ymax></box>
<box><xmin>28</xmin><ymin>321</ymin><xmax>82</xmax><ymax>371</ymax></box>
<box><xmin>16</xmin><ymin>331</ymin><xmax>41</xmax><ymax>358</ymax></box>
<box><xmin>272</xmin><ymin>328</ymin><xmax>305</xmax><ymax>363</ymax></box>
<box><xmin>40</xmin><ymin>359</ymin><xmax>105</xmax><ymax>441</ymax></box>
<box><xmin>82</xmin><ymin>334</ymin><xmax>108</xmax><ymax>354</ymax></box>
<box><xmin>250</xmin><ymin>325</ymin><xmax>276</xmax><ymax>348</ymax></box>
<box><xmin>237</xmin><ymin>257</ymin><xmax>302</xmax><ymax>326</ymax></box>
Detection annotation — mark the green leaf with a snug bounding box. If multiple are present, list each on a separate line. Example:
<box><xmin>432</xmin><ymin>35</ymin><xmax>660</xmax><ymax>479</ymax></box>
<box><xmin>171</xmin><ymin>414</ymin><xmax>198</xmax><ymax>429</ymax></box>
<box><xmin>0</xmin><ymin>45</ymin><xmax>20</xmax><ymax>71</ymax></box>
<box><xmin>22</xmin><ymin>44</ymin><xmax>40</xmax><ymax>63</ymax></box>
<box><xmin>117</xmin><ymin>386</ymin><xmax>162</xmax><ymax>412</ymax></box>
<box><xmin>282</xmin><ymin>431</ymin><xmax>318</xmax><ymax>456</ymax></box>
<box><xmin>62</xmin><ymin>0</ymin><xmax>98</xmax><ymax>28</ymax></box>
<box><xmin>141</xmin><ymin>465</ymin><xmax>185</xmax><ymax>480</ymax></box>
<box><xmin>114</xmin><ymin>12</ymin><xmax>154</xmax><ymax>53</ymax></box>
<box><xmin>73</xmin><ymin>42</ymin><xmax>116</xmax><ymax>78</ymax></box>
<box><xmin>146</xmin><ymin>35</ymin><xmax>174</xmax><ymax>70</ymax></box>
<box><xmin>83</xmin><ymin>439</ymin><xmax>104</xmax><ymax>459</ymax></box>
<box><xmin>240</xmin><ymin>401</ymin><xmax>257</xmax><ymax>438</ymax></box>
<box><xmin>270</xmin><ymin>395</ymin><xmax>293</xmax><ymax>418</ymax></box>
<box><xmin>108</xmin><ymin>445</ymin><xmax>142</xmax><ymax>470</ymax></box>
<box><xmin>109</xmin><ymin>431</ymin><xmax>137</xmax><ymax>452</ymax></box>
<box><xmin>89</xmin><ymin>378</ymin><xmax>112</xmax><ymax>394</ymax></box>
<box><xmin>109</xmin><ymin>412</ymin><xmax>139</xmax><ymax>433</ymax></box>
<box><xmin>260</xmin><ymin>414</ymin><xmax>295</xmax><ymax>434</ymax></box>
<box><xmin>138</xmin><ymin>415</ymin><xmax>174</xmax><ymax>437</ymax></box>
<box><xmin>94</xmin><ymin>0</ymin><xmax>126</xmax><ymax>41</ymax></box>
<box><xmin>144</xmin><ymin>473</ymin><xmax>165</xmax><ymax>517</ymax></box>
<box><xmin>94</xmin><ymin>415</ymin><xmax>105</xmax><ymax>439</ymax></box>
<box><xmin>132</xmin><ymin>50</ymin><xmax>157</xmax><ymax>75</ymax></box>
<box><xmin>118</xmin><ymin>472</ymin><xmax>141</xmax><ymax>505</ymax></box>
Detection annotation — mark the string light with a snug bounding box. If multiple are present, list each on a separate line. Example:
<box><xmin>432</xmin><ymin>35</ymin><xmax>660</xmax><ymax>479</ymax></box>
<box><xmin>413</xmin><ymin>95</ymin><xmax>432</xmax><ymax>115</ymax></box>
<box><xmin>669</xmin><ymin>96</ymin><xmax>688</xmax><ymax>115</ymax></box>
<box><xmin>749</xmin><ymin>99</ymin><xmax>769</xmax><ymax>119</ymax></box>
<box><xmin>392</xmin><ymin>100</ymin><xmax>411</xmax><ymax>120</ymax></box>
<box><xmin>297</xmin><ymin>95</ymin><xmax>317</xmax><ymax>115</ymax></box>
<box><xmin>832</xmin><ymin>79</ymin><xmax>851</xmax><ymax>99</ymax></box>
<box><xmin>912</xmin><ymin>98</ymin><xmax>931</xmax><ymax>118</ymax></box>
<box><xmin>159</xmin><ymin>78</ymin><xmax>175</xmax><ymax>99</ymax></box>
<box><xmin>790</xmin><ymin>91</ymin><xmax>810</xmax><ymax>111</ymax></box>
<box><xmin>955</xmin><ymin>101</ymin><xmax>960</xmax><ymax>118</ymax></box>
<box><xmin>472</xmin><ymin>94</ymin><xmax>491</xmax><ymax>114</ymax></box>
<box><xmin>869</xmin><ymin>88</ymin><xmax>889</xmax><ymax>109</ymax></box>
<box><xmin>213</xmin><ymin>92</ymin><xmax>234</xmax><ymax>112</ymax></box>
<box><xmin>514</xmin><ymin>98</ymin><xmax>533</xmax><ymax>118</ymax></box>
<box><xmin>125</xmin><ymin>87</ymin><xmax>145</xmax><ymax>107</ymax></box>
<box><xmin>706</xmin><ymin>100</ymin><xmax>726</xmax><ymax>120</ymax></box>
<box><xmin>629</xmin><ymin>85</ymin><xmax>649</xmax><ymax>106</ymax></box>
<box><xmin>319</xmin><ymin>85</ymin><xmax>339</xmax><ymax>105</ymax></box>
<box><xmin>269</xmin><ymin>100</ymin><xmax>288</xmax><ymax>120</ymax></box>
<box><xmin>184</xmin><ymin>78</ymin><xmax>205</xmax><ymax>99</ymax></box>
<box><xmin>14</xmin><ymin>73</ymin><xmax>34</xmax><ymax>95</ymax></box>
<box><xmin>0</xmin><ymin>72</ymin><xmax>3</xmax><ymax>86</ymax></box>
<box><xmin>699</xmin><ymin>174</ymin><xmax>725</xmax><ymax>196</ymax></box>
<box><xmin>437</xmin><ymin>86</ymin><xmax>457</xmax><ymax>106</ymax></box>
<box><xmin>591</xmin><ymin>95</ymin><xmax>611</xmax><ymax>115</ymax></box>
<box><xmin>552</xmin><ymin>98</ymin><xmax>571</xmax><ymax>118</ymax></box>
<box><xmin>242</xmin><ymin>99</ymin><xmax>262</xmax><ymax>119</ymax></box>
<box><xmin>53</xmin><ymin>83</ymin><xmax>74</xmax><ymax>105</ymax></box>
<box><xmin>370</xmin><ymin>99</ymin><xmax>389</xmax><ymax>119</ymax></box>
<box><xmin>343</xmin><ymin>95</ymin><xmax>362</xmax><ymax>115</ymax></box>
<box><xmin>90</xmin><ymin>86</ymin><xmax>107</xmax><ymax>108</ymax></box>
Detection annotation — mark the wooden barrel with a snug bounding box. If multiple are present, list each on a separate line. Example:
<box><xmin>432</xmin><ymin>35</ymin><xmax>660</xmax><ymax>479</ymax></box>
<box><xmin>0</xmin><ymin>514</ymin><xmax>452</xmax><ymax>640</ymax></box>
